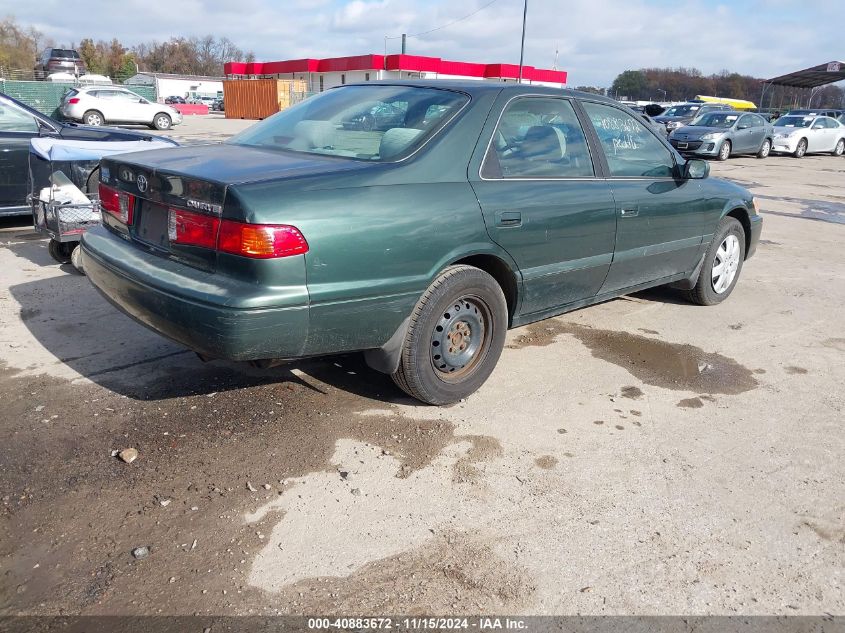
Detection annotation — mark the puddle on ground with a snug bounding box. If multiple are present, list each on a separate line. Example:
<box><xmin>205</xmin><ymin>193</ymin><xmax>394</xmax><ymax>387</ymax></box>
<box><xmin>677</xmin><ymin>397</ymin><xmax>704</xmax><ymax>409</ymax></box>
<box><xmin>510</xmin><ymin>322</ymin><xmax>758</xmax><ymax>395</ymax></box>
<box><xmin>453</xmin><ymin>435</ymin><xmax>503</xmax><ymax>483</ymax></box>
<box><xmin>756</xmin><ymin>195</ymin><xmax>845</xmax><ymax>225</ymax></box>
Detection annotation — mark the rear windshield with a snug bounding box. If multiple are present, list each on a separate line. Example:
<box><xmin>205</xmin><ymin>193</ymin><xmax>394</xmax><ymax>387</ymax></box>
<box><xmin>662</xmin><ymin>104</ymin><xmax>701</xmax><ymax>117</ymax></box>
<box><xmin>227</xmin><ymin>85</ymin><xmax>468</xmax><ymax>161</ymax></box>
<box><xmin>51</xmin><ymin>49</ymin><xmax>80</xmax><ymax>59</ymax></box>
<box><xmin>775</xmin><ymin>116</ymin><xmax>813</xmax><ymax>128</ymax></box>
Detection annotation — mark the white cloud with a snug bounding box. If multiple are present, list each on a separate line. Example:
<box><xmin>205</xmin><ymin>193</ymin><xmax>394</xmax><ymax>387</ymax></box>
<box><xmin>6</xmin><ymin>0</ymin><xmax>843</xmax><ymax>86</ymax></box>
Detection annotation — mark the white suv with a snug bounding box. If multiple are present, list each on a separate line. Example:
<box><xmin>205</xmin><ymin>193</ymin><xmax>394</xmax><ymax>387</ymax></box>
<box><xmin>61</xmin><ymin>87</ymin><xmax>183</xmax><ymax>130</ymax></box>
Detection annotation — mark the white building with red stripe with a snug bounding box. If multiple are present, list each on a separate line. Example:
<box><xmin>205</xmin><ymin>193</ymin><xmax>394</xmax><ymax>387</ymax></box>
<box><xmin>224</xmin><ymin>54</ymin><xmax>567</xmax><ymax>92</ymax></box>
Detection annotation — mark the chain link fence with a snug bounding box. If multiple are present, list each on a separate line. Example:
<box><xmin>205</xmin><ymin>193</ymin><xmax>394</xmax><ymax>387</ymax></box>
<box><xmin>0</xmin><ymin>77</ymin><xmax>157</xmax><ymax>118</ymax></box>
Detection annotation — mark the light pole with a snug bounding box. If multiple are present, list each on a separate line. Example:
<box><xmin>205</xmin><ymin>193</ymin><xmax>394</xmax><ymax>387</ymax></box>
<box><xmin>657</xmin><ymin>88</ymin><xmax>667</xmax><ymax>102</ymax></box>
<box><xmin>518</xmin><ymin>0</ymin><xmax>527</xmax><ymax>83</ymax></box>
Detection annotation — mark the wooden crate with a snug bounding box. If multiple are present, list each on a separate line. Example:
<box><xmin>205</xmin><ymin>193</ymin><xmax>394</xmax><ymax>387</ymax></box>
<box><xmin>223</xmin><ymin>79</ymin><xmax>308</xmax><ymax>119</ymax></box>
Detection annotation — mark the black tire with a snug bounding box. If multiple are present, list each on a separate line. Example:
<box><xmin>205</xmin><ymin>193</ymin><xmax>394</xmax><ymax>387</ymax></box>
<box><xmin>832</xmin><ymin>138</ymin><xmax>845</xmax><ymax>156</ymax></box>
<box><xmin>153</xmin><ymin>113</ymin><xmax>172</xmax><ymax>130</ymax></box>
<box><xmin>83</xmin><ymin>110</ymin><xmax>104</xmax><ymax>126</ymax></box>
<box><xmin>685</xmin><ymin>216</ymin><xmax>746</xmax><ymax>306</ymax></box>
<box><xmin>85</xmin><ymin>167</ymin><xmax>100</xmax><ymax>195</ymax></box>
<box><xmin>48</xmin><ymin>239</ymin><xmax>74</xmax><ymax>264</ymax></box>
<box><xmin>392</xmin><ymin>265</ymin><xmax>508</xmax><ymax>405</ymax></box>
<box><xmin>717</xmin><ymin>140</ymin><xmax>731</xmax><ymax>161</ymax></box>
<box><xmin>793</xmin><ymin>138</ymin><xmax>807</xmax><ymax>158</ymax></box>
<box><xmin>756</xmin><ymin>138</ymin><xmax>771</xmax><ymax>158</ymax></box>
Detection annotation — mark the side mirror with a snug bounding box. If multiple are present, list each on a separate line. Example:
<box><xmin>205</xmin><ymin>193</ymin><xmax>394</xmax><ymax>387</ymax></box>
<box><xmin>737</xmin><ymin>124</ymin><xmax>749</xmax><ymax>130</ymax></box>
<box><xmin>683</xmin><ymin>159</ymin><xmax>709</xmax><ymax>180</ymax></box>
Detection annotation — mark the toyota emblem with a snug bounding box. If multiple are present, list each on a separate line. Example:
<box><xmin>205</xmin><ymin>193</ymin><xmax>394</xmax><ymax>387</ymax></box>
<box><xmin>137</xmin><ymin>174</ymin><xmax>148</xmax><ymax>193</ymax></box>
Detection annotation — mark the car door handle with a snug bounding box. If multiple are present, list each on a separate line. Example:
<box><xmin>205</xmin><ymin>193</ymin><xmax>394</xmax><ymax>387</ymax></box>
<box><xmin>496</xmin><ymin>211</ymin><xmax>522</xmax><ymax>227</ymax></box>
<box><xmin>619</xmin><ymin>207</ymin><xmax>639</xmax><ymax>218</ymax></box>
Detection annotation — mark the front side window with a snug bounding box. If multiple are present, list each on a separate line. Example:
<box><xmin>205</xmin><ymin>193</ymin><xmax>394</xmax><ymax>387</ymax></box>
<box><xmin>662</xmin><ymin>104</ymin><xmax>700</xmax><ymax>117</ymax></box>
<box><xmin>582</xmin><ymin>101</ymin><xmax>675</xmax><ymax>178</ymax></box>
<box><xmin>0</xmin><ymin>101</ymin><xmax>39</xmax><ymax>133</ymax></box>
<box><xmin>775</xmin><ymin>116</ymin><xmax>813</xmax><ymax>129</ymax></box>
<box><xmin>482</xmin><ymin>97</ymin><xmax>594</xmax><ymax>178</ymax></box>
<box><xmin>228</xmin><ymin>85</ymin><xmax>468</xmax><ymax>162</ymax></box>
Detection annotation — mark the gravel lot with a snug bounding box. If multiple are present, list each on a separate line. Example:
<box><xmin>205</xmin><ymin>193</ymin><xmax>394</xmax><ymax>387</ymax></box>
<box><xmin>1</xmin><ymin>114</ymin><xmax>843</xmax><ymax>616</ymax></box>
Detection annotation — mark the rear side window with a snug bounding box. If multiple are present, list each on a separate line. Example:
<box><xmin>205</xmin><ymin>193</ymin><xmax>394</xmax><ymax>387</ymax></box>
<box><xmin>482</xmin><ymin>97</ymin><xmax>594</xmax><ymax>179</ymax></box>
<box><xmin>582</xmin><ymin>101</ymin><xmax>675</xmax><ymax>178</ymax></box>
<box><xmin>51</xmin><ymin>49</ymin><xmax>80</xmax><ymax>59</ymax></box>
<box><xmin>0</xmin><ymin>102</ymin><xmax>38</xmax><ymax>133</ymax></box>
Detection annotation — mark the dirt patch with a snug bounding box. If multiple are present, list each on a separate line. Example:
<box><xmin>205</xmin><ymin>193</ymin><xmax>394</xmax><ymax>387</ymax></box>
<box><xmin>785</xmin><ymin>366</ymin><xmax>808</xmax><ymax>375</ymax></box>
<box><xmin>534</xmin><ymin>455</ymin><xmax>558</xmax><ymax>470</ymax></box>
<box><xmin>677</xmin><ymin>397</ymin><xmax>704</xmax><ymax>409</ymax></box>
<box><xmin>638</xmin><ymin>329</ymin><xmax>660</xmax><ymax>335</ymax></box>
<box><xmin>630</xmin><ymin>410</ymin><xmax>642</xmax><ymax>417</ymax></box>
<box><xmin>511</xmin><ymin>321</ymin><xmax>758</xmax><ymax>395</ymax></box>
<box><xmin>620</xmin><ymin>386</ymin><xmax>644</xmax><ymax>399</ymax></box>
<box><xmin>453</xmin><ymin>435</ymin><xmax>503</xmax><ymax>483</ymax></box>
<box><xmin>274</xmin><ymin>532</ymin><xmax>535</xmax><ymax>614</ymax></box>
<box><xmin>593</xmin><ymin>420</ymin><xmax>604</xmax><ymax>426</ymax></box>
<box><xmin>0</xmin><ymin>355</ymin><xmax>486</xmax><ymax>616</ymax></box>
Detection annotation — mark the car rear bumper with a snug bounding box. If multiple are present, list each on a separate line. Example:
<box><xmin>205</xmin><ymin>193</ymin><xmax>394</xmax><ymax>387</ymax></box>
<box><xmin>81</xmin><ymin>226</ymin><xmax>309</xmax><ymax>361</ymax></box>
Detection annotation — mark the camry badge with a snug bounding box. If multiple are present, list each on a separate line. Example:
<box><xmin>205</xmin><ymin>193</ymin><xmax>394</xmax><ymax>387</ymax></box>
<box><xmin>137</xmin><ymin>174</ymin><xmax>148</xmax><ymax>193</ymax></box>
<box><xmin>186</xmin><ymin>199</ymin><xmax>223</xmax><ymax>215</ymax></box>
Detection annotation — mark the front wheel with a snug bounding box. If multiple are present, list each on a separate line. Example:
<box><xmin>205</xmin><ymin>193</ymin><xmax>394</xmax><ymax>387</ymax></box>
<box><xmin>793</xmin><ymin>138</ymin><xmax>807</xmax><ymax>158</ymax></box>
<box><xmin>756</xmin><ymin>138</ymin><xmax>771</xmax><ymax>158</ymax></box>
<box><xmin>717</xmin><ymin>140</ymin><xmax>731</xmax><ymax>161</ymax></box>
<box><xmin>832</xmin><ymin>138</ymin><xmax>845</xmax><ymax>156</ymax></box>
<box><xmin>392</xmin><ymin>265</ymin><xmax>508</xmax><ymax>405</ymax></box>
<box><xmin>685</xmin><ymin>216</ymin><xmax>746</xmax><ymax>306</ymax></box>
<box><xmin>153</xmin><ymin>113</ymin><xmax>172</xmax><ymax>130</ymax></box>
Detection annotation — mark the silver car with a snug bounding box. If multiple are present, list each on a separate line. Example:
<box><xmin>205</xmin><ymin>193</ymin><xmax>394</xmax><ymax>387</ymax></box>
<box><xmin>668</xmin><ymin>111</ymin><xmax>773</xmax><ymax>160</ymax></box>
<box><xmin>60</xmin><ymin>86</ymin><xmax>182</xmax><ymax>130</ymax></box>
<box><xmin>771</xmin><ymin>115</ymin><xmax>845</xmax><ymax>157</ymax></box>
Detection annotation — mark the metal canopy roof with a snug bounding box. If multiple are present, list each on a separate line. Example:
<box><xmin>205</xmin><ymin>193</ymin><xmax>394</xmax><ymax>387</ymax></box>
<box><xmin>767</xmin><ymin>61</ymin><xmax>845</xmax><ymax>88</ymax></box>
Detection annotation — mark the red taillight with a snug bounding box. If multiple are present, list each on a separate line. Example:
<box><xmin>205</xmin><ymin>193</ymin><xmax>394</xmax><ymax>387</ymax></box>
<box><xmin>67</xmin><ymin>97</ymin><xmax>80</xmax><ymax>104</ymax></box>
<box><xmin>98</xmin><ymin>182</ymin><xmax>135</xmax><ymax>224</ymax></box>
<box><xmin>168</xmin><ymin>208</ymin><xmax>220</xmax><ymax>249</ymax></box>
<box><xmin>218</xmin><ymin>220</ymin><xmax>308</xmax><ymax>258</ymax></box>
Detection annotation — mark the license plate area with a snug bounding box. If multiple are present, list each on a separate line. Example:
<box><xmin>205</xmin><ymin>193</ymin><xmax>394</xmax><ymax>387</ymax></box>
<box><xmin>134</xmin><ymin>201</ymin><xmax>170</xmax><ymax>249</ymax></box>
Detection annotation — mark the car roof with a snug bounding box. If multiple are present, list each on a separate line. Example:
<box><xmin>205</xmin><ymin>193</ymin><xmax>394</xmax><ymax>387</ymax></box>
<box><xmin>341</xmin><ymin>79</ymin><xmax>622</xmax><ymax>105</ymax></box>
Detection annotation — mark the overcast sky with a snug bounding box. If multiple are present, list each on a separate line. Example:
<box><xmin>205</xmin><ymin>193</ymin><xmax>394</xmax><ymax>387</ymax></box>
<box><xmin>10</xmin><ymin>0</ymin><xmax>844</xmax><ymax>86</ymax></box>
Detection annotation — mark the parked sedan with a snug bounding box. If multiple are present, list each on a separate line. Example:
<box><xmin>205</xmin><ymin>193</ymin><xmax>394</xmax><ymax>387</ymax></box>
<box><xmin>0</xmin><ymin>92</ymin><xmax>177</xmax><ymax>217</ymax></box>
<box><xmin>771</xmin><ymin>115</ymin><xmax>845</xmax><ymax>157</ymax></box>
<box><xmin>669</xmin><ymin>111</ymin><xmax>773</xmax><ymax>160</ymax></box>
<box><xmin>165</xmin><ymin>96</ymin><xmax>187</xmax><ymax>104</ymax></box>
<box><xmin>81</xmin><ymin>81</ymin><xmax>762</xmax><ymax>405</ymax></box>
<box><xmin>60</xmin><ymin>86</ymin><xmax>183</xmax><ymax>130</ymax></box>
<box><xmin>653</xmin><ymin>102</ymin><xmax>728</xmax><ymax>133</ymax></box>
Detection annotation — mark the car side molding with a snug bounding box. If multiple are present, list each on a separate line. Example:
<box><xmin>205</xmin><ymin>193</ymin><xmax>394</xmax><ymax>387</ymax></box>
<box><xmin>363</xmin><ymin>317</ymin><xmax>410</xmax><ymax>374</ymax></box>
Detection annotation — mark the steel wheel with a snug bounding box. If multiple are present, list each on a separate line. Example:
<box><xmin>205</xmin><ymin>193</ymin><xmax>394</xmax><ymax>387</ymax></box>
<box><xmin>429</xmin><ymin>296</ymin><xmax>492</xmax><ymax>382</ymax></box>
<box><xmin>718</xmin><ymin>140</ymin><xmax>731</xmax><ymax>161</ymax></box>
<box><xmin>711</xmin><ymin>234</ymin><xmax>741</xmax><ymax>294</ymax></box>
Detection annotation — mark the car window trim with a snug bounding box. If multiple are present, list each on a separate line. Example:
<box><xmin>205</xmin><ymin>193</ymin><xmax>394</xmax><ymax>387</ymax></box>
<box><xmin>477</xmin><ymin>94</ymin><xmax>601</xmax><ymax>182</ymax></box>
<box><xmin>574</xmin><ymin>98</ymin><xmax>681</xmax><ymax>180</ymax></box>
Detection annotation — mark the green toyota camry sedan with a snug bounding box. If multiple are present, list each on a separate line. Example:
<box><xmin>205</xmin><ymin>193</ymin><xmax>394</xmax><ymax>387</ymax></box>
<box><xmin>81</xmin><ymin>81</ymin><xmax>762</xmax><ymax>405</ymax></box>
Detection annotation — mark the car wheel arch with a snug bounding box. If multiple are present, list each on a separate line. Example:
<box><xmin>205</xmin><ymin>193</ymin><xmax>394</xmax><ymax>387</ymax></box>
<box><xmin>450</xmin><ymin>253</ymin><xmax>519</xmax><ymax>325</ymax></box>
<box><xmin>725</xmin><ymin>207</ymin><xmax>751</xmax><ymax>259</ymax></box>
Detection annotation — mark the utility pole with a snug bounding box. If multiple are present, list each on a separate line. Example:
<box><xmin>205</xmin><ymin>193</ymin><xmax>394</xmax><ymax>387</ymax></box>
<box><xmin>518</xmin><ymin>0</ymin><xmax>527</xmax><ymax>83</ymax></box>
<box><xmin>401</xmin><ymin>34</ymin><xmax>407</xmax><ymax>54</ymax></box>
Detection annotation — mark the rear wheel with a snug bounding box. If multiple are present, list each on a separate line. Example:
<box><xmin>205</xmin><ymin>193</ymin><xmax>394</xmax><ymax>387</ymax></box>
<box><xmin>793</xmin><ymin>138</ymin><xmax>807</xmax><ymax>158</ymax></box>
<box><xmin>756</xmin><ymin>138</ymin><xmax>771</xmax><ymax>158</ymax></box>
<box><xmin>685</xmin><ymin>216</ymin><xmax>746</xmax><ymax>306</ymax></box>
<box><xmin>153</xmin><ymin>113</ymin><xmax>172</xmax><ymax>130</ymax></box>
<box><xmin>391</xmin><ymin>265</ymin><xmax>508</xmax><ymax>405</ymax></box>
<box><xmin>83</xmin><ymin>110</ymin><xmax>104</xmax><ymax>126</ymax></box>
<box><xmin>47</xmin><ymin>239</ymin><xmax>74</xmax><ymax>264</ymax></box>
<box><xmin>832</xmin><ymin>138</ymin><xmax>845</xmax><ymax>156</ymax></box>
<box><xmin>717</xmin><ymin>140</ymin><xmax>731</xmax><ymax>161</ymax></box>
